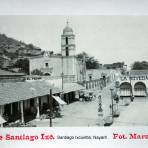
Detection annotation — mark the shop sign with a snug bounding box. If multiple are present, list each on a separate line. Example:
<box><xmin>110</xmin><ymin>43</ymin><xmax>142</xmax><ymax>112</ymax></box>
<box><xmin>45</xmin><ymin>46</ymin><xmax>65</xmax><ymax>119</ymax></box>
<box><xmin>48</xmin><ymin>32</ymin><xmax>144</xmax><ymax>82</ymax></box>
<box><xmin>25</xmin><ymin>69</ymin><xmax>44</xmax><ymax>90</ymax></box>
<box><xmin>121</xmin><ymin>75</ymin><xmax>148</xmax><ymax>81</ymax></box>
<box><xmin>25</xmin><ymin>76</ymin><xmax>42</xmax><ymax>81</ymax></box>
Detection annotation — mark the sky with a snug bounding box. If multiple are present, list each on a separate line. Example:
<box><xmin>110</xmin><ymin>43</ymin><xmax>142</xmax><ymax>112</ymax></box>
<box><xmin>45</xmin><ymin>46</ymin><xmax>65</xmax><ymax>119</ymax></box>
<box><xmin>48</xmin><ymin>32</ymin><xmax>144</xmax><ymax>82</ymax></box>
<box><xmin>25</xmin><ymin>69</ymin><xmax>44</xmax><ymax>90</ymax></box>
<box><xmin>0</xmin><ymin>0</ymin><xmax>148</xmax><ymax>68</ymax></box>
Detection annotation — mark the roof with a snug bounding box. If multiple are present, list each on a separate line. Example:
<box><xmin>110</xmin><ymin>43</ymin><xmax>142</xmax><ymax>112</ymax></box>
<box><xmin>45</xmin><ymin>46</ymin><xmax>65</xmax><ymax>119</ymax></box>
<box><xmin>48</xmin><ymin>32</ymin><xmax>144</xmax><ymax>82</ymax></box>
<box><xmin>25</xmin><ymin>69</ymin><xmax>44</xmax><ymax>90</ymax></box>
<box><xmin>63</xmin><ymin>83</ymin><xmax>85</xmax><ymax>93</ymax></box>
<box><xmin>0</xmin><ymin>80</ymin><xmax>62</xmax><ymax>105</ymax></box>
<box><xmin>63</xmin><ymin>22</ymin><xmax>73</xmax><ymax>35</ymax></box>
<box><xmin>0</xmin><ymin>69</ymin><xmax>25</xmax><ymax>76</ymax></box>
<box><xmin>130</xmin><ymin>70</ymin><xmax>148</xmax><ymax>75</ymax></box>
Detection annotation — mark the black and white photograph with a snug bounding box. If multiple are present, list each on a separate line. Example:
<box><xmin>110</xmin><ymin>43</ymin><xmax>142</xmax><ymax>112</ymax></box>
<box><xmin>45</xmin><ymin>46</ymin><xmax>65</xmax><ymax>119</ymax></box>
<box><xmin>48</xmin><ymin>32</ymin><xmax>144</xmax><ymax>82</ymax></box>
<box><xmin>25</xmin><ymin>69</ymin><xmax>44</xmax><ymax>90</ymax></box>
<box><xmin>1</xmin><ymin>1</ymin><xmax>148</xmax><ymax>148</ymax></box>
<box><xmin>0</xmin><ymin>14</ymin><xmax>148</xmax><ymax>127</ymax></box>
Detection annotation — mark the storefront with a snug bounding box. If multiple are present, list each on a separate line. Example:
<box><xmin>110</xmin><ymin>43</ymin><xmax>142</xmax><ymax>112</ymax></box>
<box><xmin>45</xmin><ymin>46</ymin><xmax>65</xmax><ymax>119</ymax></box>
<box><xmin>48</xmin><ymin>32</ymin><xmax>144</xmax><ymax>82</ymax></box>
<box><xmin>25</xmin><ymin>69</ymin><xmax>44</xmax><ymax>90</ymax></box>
<box><xmin>119</xmin><ymin>70</ymin><xmax>148</xmax><ymax>98</ymax></box>
<box><xmin>62</xmin><ymin>83</ymin><xmax>85</xmax><ymax>104</ymax></box>
<box><xmin>0</xmin><ymin>80</ymin><xmax>65</xmax><ymax>125</ymax></box>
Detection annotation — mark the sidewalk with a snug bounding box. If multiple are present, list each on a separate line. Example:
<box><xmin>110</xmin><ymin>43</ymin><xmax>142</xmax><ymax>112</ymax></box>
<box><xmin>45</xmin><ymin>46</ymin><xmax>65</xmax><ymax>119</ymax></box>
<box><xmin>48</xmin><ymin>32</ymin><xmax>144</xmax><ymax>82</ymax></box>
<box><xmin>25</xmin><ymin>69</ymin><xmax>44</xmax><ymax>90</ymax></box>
<box><xmin>112</xmin><ymin>98</ymin><xmax>148</xmax><ymax>126</ymax></box>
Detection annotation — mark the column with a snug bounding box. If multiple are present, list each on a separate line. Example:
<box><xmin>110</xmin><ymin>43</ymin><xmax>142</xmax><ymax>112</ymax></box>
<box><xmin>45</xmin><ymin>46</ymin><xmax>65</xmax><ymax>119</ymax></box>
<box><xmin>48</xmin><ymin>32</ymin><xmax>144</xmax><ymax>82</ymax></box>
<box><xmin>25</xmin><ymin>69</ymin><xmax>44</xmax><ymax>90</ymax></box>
<box><xmin>10</xmin><ymin>103</ymin><xmax>13</xmax><ymax>115</ymax></box>
<box><xmin>20</xmin><ymin>101</ymin><xmax>24</xmax><ymax>123</ymax></box>
<box><xmin>36</xmin><ymin>97</ymin><xmax>40</xmax><ymax>119</ymax></box>
<box><xmin>17</xmin><ymin>102</ymin><xmax>20</xmax><ymax>111</ymax></box>
<box><xmin>0</xmin><ymin>105</ymin><xmax>2</xmax><ymax>115</ymax></box>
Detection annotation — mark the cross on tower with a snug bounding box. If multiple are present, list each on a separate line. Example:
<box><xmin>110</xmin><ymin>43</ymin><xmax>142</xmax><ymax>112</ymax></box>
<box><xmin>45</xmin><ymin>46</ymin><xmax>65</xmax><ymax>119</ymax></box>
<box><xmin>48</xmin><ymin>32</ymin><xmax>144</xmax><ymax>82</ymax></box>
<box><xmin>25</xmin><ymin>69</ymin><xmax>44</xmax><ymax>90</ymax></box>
<box><xmin>66</xmin><ymin>19</ymin><xmax>69</xmax><ymax>25</ymax></box>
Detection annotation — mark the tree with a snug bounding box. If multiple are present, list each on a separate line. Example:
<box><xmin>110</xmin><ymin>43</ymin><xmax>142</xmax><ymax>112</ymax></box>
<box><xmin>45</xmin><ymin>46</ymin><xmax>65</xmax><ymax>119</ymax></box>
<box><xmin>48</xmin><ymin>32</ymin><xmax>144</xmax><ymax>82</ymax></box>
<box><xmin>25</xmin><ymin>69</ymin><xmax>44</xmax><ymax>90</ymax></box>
<box><xmin>77</xmin><ymin>52</ymin><xmax>100</xmax><ymax>69</ymax></box>
<box><xmin>14</xmin><ymin>58</ymin><xmax>29</xmax><ymax>74</ymax></box>
<box><xmin>131</xmin><ymin>61</ymin><xmax>148</xmax><ymax>70</ymax></box>
<box><xmin>31</xmin><ymin>69</ymin><xmax>43</xmax><ymax>75</ymax></box>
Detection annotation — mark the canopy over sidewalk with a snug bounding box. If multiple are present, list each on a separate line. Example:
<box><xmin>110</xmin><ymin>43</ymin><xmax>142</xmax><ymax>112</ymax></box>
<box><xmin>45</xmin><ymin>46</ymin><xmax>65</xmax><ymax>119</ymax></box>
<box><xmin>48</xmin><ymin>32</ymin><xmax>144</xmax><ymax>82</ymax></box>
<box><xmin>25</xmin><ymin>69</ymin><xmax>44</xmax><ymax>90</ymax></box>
<box><xmin>52</xmin><ymin>96</ymin><xmax>67</xmax><ymax>105</ymax></box>
<box><xmin>0</xmin><ymin>80</ymin><xmax>62</xmax><ymax>105</ymax></box>
<box><xmin>0</xmin><ymin>115</ymin><xmax>6</xmax><ymax>124</ymax></box>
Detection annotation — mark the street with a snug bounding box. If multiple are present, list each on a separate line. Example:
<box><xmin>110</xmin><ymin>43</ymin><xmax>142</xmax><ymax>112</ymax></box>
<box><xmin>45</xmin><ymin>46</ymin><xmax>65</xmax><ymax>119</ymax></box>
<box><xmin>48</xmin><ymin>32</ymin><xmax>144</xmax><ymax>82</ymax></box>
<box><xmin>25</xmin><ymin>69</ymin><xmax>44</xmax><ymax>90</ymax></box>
<box><xmin>30</xmin><ymin>83</ymin><xmax>114</xmax><ymax>127</ymax></box>
<box><xmin>29</xmin><ymin>83</ymin><xmax>148</xmax><ymax>127</ymax></box>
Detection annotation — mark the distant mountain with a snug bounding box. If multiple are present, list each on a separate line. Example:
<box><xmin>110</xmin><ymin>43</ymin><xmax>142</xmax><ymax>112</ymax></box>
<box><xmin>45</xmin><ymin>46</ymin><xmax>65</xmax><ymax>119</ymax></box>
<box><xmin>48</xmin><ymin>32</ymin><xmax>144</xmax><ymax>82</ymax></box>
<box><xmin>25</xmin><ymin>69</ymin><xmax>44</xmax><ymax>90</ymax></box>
<box><xmin>0</xmin><ymin>34</ymin><xmax>42</xmax><ymax>59</ymax></box>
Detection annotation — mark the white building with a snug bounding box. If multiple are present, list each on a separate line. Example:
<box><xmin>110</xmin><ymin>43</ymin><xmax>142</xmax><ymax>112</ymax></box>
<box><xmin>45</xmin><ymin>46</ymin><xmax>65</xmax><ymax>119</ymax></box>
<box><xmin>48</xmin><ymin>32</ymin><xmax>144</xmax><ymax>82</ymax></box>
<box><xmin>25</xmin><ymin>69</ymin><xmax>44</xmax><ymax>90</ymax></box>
<box><xmin>29</xmin><ymin>22</ymin><xmax>84</xmax><ymax>83</ymax></box>
<box><xmin>119</xmin><ymin>70</ymin><xmax>148</xmax><ymax>97</ymax></box>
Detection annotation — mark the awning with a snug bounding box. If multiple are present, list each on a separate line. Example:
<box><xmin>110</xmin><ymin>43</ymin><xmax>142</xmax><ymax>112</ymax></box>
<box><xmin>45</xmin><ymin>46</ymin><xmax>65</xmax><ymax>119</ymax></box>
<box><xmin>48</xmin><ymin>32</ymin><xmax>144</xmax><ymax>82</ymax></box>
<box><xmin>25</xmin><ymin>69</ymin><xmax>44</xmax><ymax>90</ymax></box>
<box><xmin>0</xmin><ymin>115</ymin><xmax>6</xmax><ymax>124</ymax></box>
<box><xmin>63</xmin><ymin>83</ymin><xmax>85</xmax><ymax>93</ymax></box>
<box><xmin>52</xmin><ymin>96</ymin><xmax>67</xmax><ymax>105</ymax></box>
<box><xmin>0</xmin><ymin>80</ymin><xmax>62</xmax><ymax>105</ymax></box>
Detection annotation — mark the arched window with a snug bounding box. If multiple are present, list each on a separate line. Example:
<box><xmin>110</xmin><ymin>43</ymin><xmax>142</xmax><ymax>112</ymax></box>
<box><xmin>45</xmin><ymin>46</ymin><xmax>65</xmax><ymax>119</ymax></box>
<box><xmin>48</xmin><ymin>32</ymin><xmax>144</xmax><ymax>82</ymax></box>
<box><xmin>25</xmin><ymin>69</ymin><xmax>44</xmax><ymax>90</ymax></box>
<box><xmin>66</xmin><ymin>47</ymin><xmax>69</xmax><ymax>56</ymax></box>
<box><xmin>66</xmin><ymin>37</ymin><xmax>68</xmax><ymax>45</ymax></box>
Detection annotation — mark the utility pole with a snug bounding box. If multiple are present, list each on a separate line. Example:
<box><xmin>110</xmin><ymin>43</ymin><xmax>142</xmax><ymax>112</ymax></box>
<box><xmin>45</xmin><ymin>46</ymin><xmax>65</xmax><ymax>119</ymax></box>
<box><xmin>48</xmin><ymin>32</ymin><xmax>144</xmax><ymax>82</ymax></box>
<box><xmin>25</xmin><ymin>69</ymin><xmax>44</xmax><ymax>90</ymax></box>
<box><xmin>110</xmin><ymin>88</ymin><xmax>114</xmax><ymax>122</ymax></box>
<box><xmin>49</xmin><ymin>89</ymin><xmax>53</xmax><ymax>127</ymax></box>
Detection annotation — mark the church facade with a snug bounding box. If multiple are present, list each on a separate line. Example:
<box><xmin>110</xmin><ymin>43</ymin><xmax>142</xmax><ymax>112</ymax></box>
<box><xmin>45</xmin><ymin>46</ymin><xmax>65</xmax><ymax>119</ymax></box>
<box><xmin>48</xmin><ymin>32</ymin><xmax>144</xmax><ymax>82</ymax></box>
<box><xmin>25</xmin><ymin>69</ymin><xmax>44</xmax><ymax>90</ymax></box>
<box><xmin>29</xmin><ymin>22</ymin><xmax>84</xmax><ymax>83</ymax></box>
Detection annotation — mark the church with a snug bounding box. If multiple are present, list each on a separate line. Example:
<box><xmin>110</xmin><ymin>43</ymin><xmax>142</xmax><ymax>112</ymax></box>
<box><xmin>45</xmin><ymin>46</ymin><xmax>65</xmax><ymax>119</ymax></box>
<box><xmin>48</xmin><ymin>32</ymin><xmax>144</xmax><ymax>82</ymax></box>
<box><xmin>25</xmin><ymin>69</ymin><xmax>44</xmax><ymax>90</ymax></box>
<box><xmin>29</xmin><ymin>22</ymin><xmax>84</xmax><ymax>83</ymax></box>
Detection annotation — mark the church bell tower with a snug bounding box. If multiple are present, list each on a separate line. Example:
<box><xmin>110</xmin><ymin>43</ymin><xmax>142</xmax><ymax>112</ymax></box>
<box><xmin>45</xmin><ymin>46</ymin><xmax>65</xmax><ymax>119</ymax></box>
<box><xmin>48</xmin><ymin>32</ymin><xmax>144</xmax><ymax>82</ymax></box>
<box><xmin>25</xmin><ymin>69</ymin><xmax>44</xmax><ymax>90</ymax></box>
<box><xmin>61</xmin><ymin>21</ymin><xmax>76</xmax><ymax>56</ymax></box>
<box><xmin>61</xmin><ymin>21</ymin><xmax>77</xmax><ymax>82</ymax></box>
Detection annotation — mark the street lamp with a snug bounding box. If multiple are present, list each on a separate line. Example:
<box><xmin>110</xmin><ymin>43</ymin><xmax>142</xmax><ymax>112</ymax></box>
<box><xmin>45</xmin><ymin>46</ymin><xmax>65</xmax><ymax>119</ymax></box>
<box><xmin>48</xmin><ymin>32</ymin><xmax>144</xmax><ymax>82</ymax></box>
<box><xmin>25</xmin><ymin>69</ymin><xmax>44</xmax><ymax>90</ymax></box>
<box><xmin>97</xmin><ymin>91</ymin><xmax>104</xmax><ymax>126</ymax></box>
<box><xmin>110</xmin><ymin>88</ymin><xmax>114</xmax><ymax>121</ymax></box>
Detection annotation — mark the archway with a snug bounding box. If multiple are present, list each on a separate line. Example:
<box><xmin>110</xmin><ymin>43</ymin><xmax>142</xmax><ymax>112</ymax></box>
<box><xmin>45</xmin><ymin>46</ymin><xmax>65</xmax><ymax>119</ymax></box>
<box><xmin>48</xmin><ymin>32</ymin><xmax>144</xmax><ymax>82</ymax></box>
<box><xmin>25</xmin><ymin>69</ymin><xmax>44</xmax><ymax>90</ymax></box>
<box><xmin>120</xmin><ymin>82</ymin><xmax>132</xmax><ymax>96</ymax></box>
<box><xmin>134</xmin><ymin>82</ymin><xmax>147</xmax><ymax>97</ymax></box>
<box><xmin>44</xmin><ymin>73</ymin><xmax>51</xmax><ymax>76</ymax></box>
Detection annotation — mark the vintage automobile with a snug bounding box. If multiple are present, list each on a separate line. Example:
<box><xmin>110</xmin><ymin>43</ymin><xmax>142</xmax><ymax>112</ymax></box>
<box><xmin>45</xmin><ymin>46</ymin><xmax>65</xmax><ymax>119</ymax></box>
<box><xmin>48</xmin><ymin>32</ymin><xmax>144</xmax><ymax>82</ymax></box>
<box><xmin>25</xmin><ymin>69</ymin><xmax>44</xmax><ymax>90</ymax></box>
<box><xmin>79</xmin><ymin>90</ymin><xmax>94</xmax><ymax>101</ymax></box>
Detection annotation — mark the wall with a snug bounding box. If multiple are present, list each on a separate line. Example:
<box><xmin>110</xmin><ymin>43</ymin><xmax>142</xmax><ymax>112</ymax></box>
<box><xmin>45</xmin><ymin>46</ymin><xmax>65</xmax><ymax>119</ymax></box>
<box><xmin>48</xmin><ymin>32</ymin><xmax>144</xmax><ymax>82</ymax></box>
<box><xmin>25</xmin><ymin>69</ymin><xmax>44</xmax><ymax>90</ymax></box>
<box><xmin>29</xmin><ymin>55</ymin><xmax>62</xmax><ymax>76</ymax></box>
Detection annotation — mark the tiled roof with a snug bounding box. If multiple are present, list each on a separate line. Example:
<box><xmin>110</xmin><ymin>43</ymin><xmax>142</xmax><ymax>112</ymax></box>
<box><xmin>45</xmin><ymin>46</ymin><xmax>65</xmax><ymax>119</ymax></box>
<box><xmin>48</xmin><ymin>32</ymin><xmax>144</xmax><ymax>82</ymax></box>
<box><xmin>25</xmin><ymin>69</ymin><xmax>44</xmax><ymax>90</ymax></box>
<box><xmin>130</xmin><ymin>70</ymin><xmax>148</xmax><ymax>75</ymax></box>
<box><xmin>63</xmin><ymin>83</ymin><xmax>85</xmax><ymax>93</ymax></box>
<box><xmin>0</xmin><ymin>69</ymin><xmax>25</xmax><ymax>76</ymax></box>
<box><xmin>0</xmin><ymin>80</ymin><xmax>62</xmax><ymax>105</ymax></box>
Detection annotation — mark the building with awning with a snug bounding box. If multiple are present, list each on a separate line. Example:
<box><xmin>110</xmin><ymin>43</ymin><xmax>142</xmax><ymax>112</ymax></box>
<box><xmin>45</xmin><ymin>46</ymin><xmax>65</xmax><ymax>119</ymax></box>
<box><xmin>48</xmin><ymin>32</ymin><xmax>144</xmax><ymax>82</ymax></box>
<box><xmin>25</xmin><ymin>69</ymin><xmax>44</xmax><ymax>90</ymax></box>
<box><xmin>119</xmin><ymin>70</ymin><xmax>148</xmax><ymax>98</ymax></box>
<box><xmin>0</xmin><ymin>80</ymin><xmax>63</xmax><ymax>124</ymax></box>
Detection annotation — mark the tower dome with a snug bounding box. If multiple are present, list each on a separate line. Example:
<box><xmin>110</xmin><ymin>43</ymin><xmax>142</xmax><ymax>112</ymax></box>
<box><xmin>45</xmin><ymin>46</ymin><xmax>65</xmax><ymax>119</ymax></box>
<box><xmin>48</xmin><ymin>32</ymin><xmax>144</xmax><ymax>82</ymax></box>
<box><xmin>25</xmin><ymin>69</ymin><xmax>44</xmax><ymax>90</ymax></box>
<box><xmin>63</xmin><ymin>21</ymin><xmax>73</xmax><ymax>35</ymax></box>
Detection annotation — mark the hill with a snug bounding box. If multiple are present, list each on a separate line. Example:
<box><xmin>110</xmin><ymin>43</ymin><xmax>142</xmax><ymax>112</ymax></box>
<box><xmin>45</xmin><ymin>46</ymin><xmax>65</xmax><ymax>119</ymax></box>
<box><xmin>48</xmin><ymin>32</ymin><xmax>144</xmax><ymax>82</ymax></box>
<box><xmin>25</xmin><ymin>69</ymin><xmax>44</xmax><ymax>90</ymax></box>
<box><xmin>0</xmin><ymin>34</ymin><xmax>42</xmax><ymax>59</ymax></box>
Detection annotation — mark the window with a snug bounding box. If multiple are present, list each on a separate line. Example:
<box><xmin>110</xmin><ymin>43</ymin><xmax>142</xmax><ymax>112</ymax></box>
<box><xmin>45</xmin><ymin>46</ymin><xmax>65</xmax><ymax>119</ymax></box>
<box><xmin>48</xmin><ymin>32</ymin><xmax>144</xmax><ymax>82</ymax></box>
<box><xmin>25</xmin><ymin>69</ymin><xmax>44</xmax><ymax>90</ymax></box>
<box><xmin>89</xmin><ymin>75</ymin><xmax>92</xmax><ymax>81</ymax></box>
<box><xmin>66</xmin><ymin>47</ymin><xmax>69</xmax><ymax>56</ymax></box>
<box><xmin>45</xmin><ymin>63</ymin><xmax>48</xmax><ymax>67</ymax></box>
<box><xmin>66</xmin><ymin>37</ymin><xmax>68</xmax><ymax>45</ymax></box>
